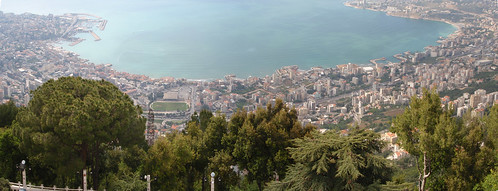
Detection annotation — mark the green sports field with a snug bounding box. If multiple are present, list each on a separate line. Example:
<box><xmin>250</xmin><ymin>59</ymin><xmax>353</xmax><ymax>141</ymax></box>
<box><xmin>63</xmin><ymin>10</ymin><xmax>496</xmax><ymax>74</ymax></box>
<box><xmin>151</xmin><ymin>101</ymin><xmax>188</xmax><ymax>112</ymax></box>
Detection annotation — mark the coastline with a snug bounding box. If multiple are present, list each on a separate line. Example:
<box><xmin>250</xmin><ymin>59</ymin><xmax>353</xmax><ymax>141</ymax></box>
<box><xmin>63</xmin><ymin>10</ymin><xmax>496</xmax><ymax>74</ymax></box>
<box><xmin>57</xmin><ymin>2</ymin><xmax>460</xmax><ymax>82</ymax></box>
<box><xmin>343</xmin><ymin>1</ymin><xmax>462</xmax><ymax>41</ymax></box>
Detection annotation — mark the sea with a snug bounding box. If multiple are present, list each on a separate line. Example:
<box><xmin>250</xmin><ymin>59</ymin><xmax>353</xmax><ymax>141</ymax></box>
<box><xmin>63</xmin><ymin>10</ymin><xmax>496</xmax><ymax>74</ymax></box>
<box><xmin>1</xmin><ymin>0</ymin><xmax>456</xmax><ymax>79</ymax></box>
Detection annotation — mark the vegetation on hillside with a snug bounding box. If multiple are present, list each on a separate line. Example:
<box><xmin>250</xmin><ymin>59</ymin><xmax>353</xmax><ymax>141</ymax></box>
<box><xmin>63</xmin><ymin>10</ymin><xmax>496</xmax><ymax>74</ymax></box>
<box><xmin>0</xmin><ymin>78</ymin><xmax>496</xmax><ymax>191</ymax></box>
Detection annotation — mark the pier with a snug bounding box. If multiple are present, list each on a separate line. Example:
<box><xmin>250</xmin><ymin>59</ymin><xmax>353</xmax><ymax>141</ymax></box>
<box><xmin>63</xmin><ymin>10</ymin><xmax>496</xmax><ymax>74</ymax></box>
<box><xmin>89</xmin><ymin>31</ymin><xmax>101</xmax><ymax>41</ymax></box>
<box><xmin>393</xmin><ymin>54</ymin><xmax>408</xmax><ymax>62</ymax></box>
<box><xmin>369</xmin><ymin>57</ymin><xmax>386</xmax><ymax>65</ymax></box>
<box><xmin>99</xmin><ymin>20</ymin><xmax>107</xmax><ymax>31</ymax></box>
<box><xmin>69</xmin><ymin>38</ymin><xmax>85</xmax><ymax>46</ymax></box>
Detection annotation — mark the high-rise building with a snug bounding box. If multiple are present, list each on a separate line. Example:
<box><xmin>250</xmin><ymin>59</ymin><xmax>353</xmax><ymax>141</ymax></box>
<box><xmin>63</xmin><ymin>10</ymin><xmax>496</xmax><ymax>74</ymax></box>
<box><xmin>470</xmin><ymin>94</ymin><xmax>480</xmax><ymax>108</ymax></box>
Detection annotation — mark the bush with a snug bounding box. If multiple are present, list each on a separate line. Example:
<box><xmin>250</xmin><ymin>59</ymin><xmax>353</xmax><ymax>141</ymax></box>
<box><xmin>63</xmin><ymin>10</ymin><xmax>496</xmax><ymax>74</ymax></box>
<box><xmin>0</xmin><ymin>178</ymin><xmax>10</xmax><ymax>191</ymax></box>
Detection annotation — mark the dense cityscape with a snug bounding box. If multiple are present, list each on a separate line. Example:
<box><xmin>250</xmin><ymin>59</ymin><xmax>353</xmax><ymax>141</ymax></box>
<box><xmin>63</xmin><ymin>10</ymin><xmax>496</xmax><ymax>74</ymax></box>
<box><xmin>0</xmin><ymin>0</ymin><xmax>497</xmax><ymax>190</ymax></box>
<box><xmin>1</xmin><ymin>0</ymin><xmax>496</xmax><ymax>136</ymax></box>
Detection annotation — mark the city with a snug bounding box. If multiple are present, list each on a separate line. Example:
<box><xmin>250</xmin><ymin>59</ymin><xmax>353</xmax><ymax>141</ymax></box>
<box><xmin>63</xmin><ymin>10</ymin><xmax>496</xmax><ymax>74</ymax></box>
<box><xmin>1</xmin><ymin>1</ymin><xmax>496</xmax><ymax>139</ymax></box>
<box><xmin>0</xmin><ymin>0</ymin><xmax>497</xmax><ymax>190</ymax></box>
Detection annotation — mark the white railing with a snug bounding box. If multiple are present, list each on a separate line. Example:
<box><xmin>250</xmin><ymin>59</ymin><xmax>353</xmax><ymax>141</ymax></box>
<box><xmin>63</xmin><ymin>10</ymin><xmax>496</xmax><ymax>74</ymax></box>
<box><xmin>9</xmin><ymin>182</ymin><xmax>94</xmax><ymax>191</ymax></box>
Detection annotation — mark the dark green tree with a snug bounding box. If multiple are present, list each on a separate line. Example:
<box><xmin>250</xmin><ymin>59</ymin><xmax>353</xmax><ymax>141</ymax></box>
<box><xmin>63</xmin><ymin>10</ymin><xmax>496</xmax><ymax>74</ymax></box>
<box><xmin>144</xmin><ymin>133</ymin><xmax>194</xmax><ymax>190</ymax></box>
<box><xmin>0</xmin><ymin>177</ymin><xmax>10</xmax><ymax>191</ymax></box>
<box><xmin>0</xmin><ymin>100</ymin><xmax>18</xmax><ymax>128</ymax></box>
<box><xmin>266</xmin><ymin>128</ymin><xmax>391</xmax><ymax>191</ymax></box>
<box><xmin>472</xmin><ymin>104</ymin><xmax>498</xmax><ymax>190</ymax></box>
<box><xmin>200</xmin><ymin>109</ymin><xmax>214</xmax><ymax>131</ymax></box>
<box><xmin>14</xmin><ymin>77</ymin><xmax>146</xmax><ymax>189</ymax></box>
<box><xmin>99</xmin><ymin>145</ymin><xmax>147</xmax><ymax>190</ymax></box>
<box><xmin>0</xmin><ymin>128</ymin><xmax>25</xmax><ymax>182</ymax></box>
<box><xmin>391</xmin><ymin>89</ymin><xmax>452</xmax><ymax>191</ymax></box>
<box><xmin>475</xmin><ymin>168</ymin><xmax>498</xmax><ymax>191</ymax></box>
<box><xmin>485</xmin><ymin>104</ymin><xmax>498</xmax><ymax>152</ymax></box>
<box><xmin>233</xmin><ymin>99</ymin><xmax>314</xmax><ymax>190</ymax></box>
<box><xmin>207</xmin><ymin>151</ymin><xmax>238</xmax><ymax>191</ymax></box>
<box><xmin>443</xmin><ymin>112</ymin><xmax>495</xmax><ymax>190</ymax></box>
<box><xmin>205</xmin><ymin>113</ymin><xmax>228</xmax><ymax>154</ymax></box>
<box><xmin>100</xmin><ymin>162</ymin><xmax>146</xmax><ymax>191</ymax></box>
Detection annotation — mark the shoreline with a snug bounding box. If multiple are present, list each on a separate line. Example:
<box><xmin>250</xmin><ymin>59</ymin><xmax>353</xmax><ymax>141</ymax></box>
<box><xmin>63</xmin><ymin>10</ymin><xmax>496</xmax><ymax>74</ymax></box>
<box><xmin>61</xmin><ymin>2</ymin><xmax>461</xmax><ymax>82</ymax></box>
<box><xmin>343</xmin><ymin>1</ymin><xmax>462</xmax><ymax>41</ymax></box>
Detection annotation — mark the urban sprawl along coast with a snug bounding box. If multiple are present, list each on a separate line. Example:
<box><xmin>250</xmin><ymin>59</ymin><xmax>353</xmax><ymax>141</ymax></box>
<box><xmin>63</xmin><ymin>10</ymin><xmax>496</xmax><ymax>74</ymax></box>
<box><xmin>0</xmin><ymin>0</ymin><xmax>497</xmax><ymax>155</ymax></box>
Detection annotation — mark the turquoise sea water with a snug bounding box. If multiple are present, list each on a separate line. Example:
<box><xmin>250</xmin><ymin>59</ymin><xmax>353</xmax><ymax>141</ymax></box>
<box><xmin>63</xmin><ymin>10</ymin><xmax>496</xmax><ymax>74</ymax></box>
<box><xmin>1</xmin><ymin>0</ymin><xmax>456</xmax><ymax>79</ymax></box>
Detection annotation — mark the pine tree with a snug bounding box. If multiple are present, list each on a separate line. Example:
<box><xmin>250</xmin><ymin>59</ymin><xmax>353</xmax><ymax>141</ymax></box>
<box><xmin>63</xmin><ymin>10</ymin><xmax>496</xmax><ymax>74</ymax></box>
<box><xmin>14</xmin><ymin>77</ymin><xmax>146</xmax><ymax>189</ymax></box>
<box><xmin>266</xmin><ymin>128</ymin><xmax>391</xmax><ymax>191</ymax></box>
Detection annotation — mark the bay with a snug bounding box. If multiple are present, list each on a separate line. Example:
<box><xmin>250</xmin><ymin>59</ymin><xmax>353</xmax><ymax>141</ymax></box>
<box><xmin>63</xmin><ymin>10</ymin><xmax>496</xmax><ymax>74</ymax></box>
<box><xmin>1</xmin><ymin>0</ymin><xmax>456</xmax><ymax>79</ymax></box>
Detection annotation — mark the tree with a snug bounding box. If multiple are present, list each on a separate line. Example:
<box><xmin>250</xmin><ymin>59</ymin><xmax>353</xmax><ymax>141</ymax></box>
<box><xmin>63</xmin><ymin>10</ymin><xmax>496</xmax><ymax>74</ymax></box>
<box><xmin>199</xmin><ymin>109</ymin><xmax>214</xmax><ymax>131</ymax></box>
<box><xmin>485</xmin><ymin>104</ymin><xmax>498</xmax><ymax>152</ymax></box>
<box><xmin>233</xmin><ymin>99</ymin><xmax>314</xmax><ymax>190</ymax></box>
<box><xmin>475</xmin><ymin>168</ymin><xmax>498</xmax><ymax>191</ymax></box>
<box><xmin>0</xmin><ymin>100</ymin><xmax>18</xmax><ymax>128</ymax></box>
<box><xmin>100</xmin><ymin>162</ymin><xmax>146</xmax><ymax>191</ymax></box>
<box><xmin>266</xmin><ymin>128</ymin><xmax>391</xmax><ymax>191</ymax></box>
<box><xmin>99</xmin><ymin>145</ymin><xmax>147</xmax><ymax>190</ymax></box>
<box><xmin>14</xmin><ymin>77</ymin><xmax>146</xmax><ymax>189</ymax></box>
<box><xmin>0</xmin><ymin>128</ymin><xmax>25</xmax><ymax>182</ymax></box>
<box><xmin>144</xmin><ymin>134</ymin><xmax>194</xmax><ymax>190</ymax></box>
<box><xmin>207</xmin><ymin>151</ymin><xmax>238</xmax><ymax>191</ymax></box>
<box><xmin>0</xmin><ymin>178</ymin><xmax>10</xmax><ymax>191</ymax></box>
<box><xmin>443</xmin><ymin>112</ymin><xmax>496</xmax><ymax>190</ymax></box>
<box><xmin>391</xmin><ymin>89</ymin><xmax>452</xmax><ymax>191</ymax></box>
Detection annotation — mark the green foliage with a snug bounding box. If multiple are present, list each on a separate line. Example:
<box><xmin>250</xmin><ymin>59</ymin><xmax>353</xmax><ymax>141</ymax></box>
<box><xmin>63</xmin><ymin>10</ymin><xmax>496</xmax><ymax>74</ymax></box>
<box><xmin>443</xmin><ymin>112</ymin><xmax>496</xmax><ymax>190</ymax></box>
<box><xmin>391</xmin><ymin>89</ymin><xmax>444</xmax><ymax>156</ymax></box>
<box><xmin>145</xmin><ymin>134</ymin><xmax>194</xmax><ymax>191</ymax></box>
<box><xmin>100</xmin><ymin>162</ymin><xmax>146</xmax><ymax>191</ymax></box>
<box><xmin>230</xmin><ymin>178</ymin><xmax>259</xmax><ymax>191</ymax></box>
<box><xmin>99</xmin><ymin>145</ymin><xmax>146</xmax><ymax>190</ymax></box>
<box><xmin>376</xmin><ymin>181</ymin><xmax>416</xmax><ymax>191</ymax></box>
<box><xmin>144</xmin><ymin>99</ymin><xmax>314</xmax><ymax>190</ymax></box>
<box><xmin>0</xmin><ymin>101</ymin><xmax>18</xmax><ymax>128</ymax></box>
<box><xmin>208</xmin><ymin>151</ymin><xmax>238</xmax><ymax>191</ymax></box>
<box><xmin>266</xmin><ymin>128</ymin><xmax>392</xmax><ymax>191</ymax></box>
<box><xmin>393</xmin><ymin>155</ymin><xmax>419</xmax><ymax>185</ymax></box>
<box><xmin>0</xmin><ymin>178</ymin><xmax>10</xmax><ymax>191</ymax></box>
<box><xmin>200</xmin><ymin>109</ymin><xmax>214</xmax><ymax>131</ymax></box>
<box><xmin>485</xmin><ymin>104</ymin><xmax>498</xmax><ymax>150</ymax></box>
<box><xmin>474</xmin><ymin>168</ymin><xmax>498</xmax><ymax>191</ymax></box>
<box><xmin>391</xmin><ymin>88</ymin><xmax>453</xmax><ymax>191</ymax></box>
<box><xmin>13</xmin><ymin>77</ymin><xmax>146</xmax><ymax>189</ymax></box>
<box><xmin>233</xmin><ymin>99</ymin><xmax>314</xmax><ymax>189</ymax></box>
<box><xmin>392</xmin><ymin>89</ymin><xmax>497</xmax><ymax>190</ymax></box>
<box><xmin>0</xmin><ymin>128</ymin><xmax>25</xmax><ymax>182</ymax></box>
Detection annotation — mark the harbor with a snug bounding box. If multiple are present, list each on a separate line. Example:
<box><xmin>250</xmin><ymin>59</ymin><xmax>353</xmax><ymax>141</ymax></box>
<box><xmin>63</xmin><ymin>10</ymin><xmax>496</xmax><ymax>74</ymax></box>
<box><xmin>60</xmin><ymin>13</ymin><xmax>106</xmax><ymax>43</ymax></box>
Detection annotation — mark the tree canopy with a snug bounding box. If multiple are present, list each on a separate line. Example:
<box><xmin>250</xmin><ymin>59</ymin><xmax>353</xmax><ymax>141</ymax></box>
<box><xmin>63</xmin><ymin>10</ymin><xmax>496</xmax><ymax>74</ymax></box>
<box><xmin>145</xmin><ymin>99</ymin><xmax>315</xmax><ymax>191</ymax></box>
<box><xmin>13</xmin><ymin>77</ymin><xmax>146</xmax><ymax>189</ymax></box>
<box><xmin>266</xmin><ymin>128</ymin><xmax>392</xmax><ymax>191</ymax></box>
<box><xmin>1</xmin><ymin>79</ymin><xmax>496</xmax><ymax>191</ymax></box>
<box><xmin>0</xmin><ymin>100</ymin><xmax>18</xmax><ymax>128</ymax></box>
<box><xmin>391</xmin><ymin>89</ymin><xmax>497</xmax><ymax>191</ymax></box>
